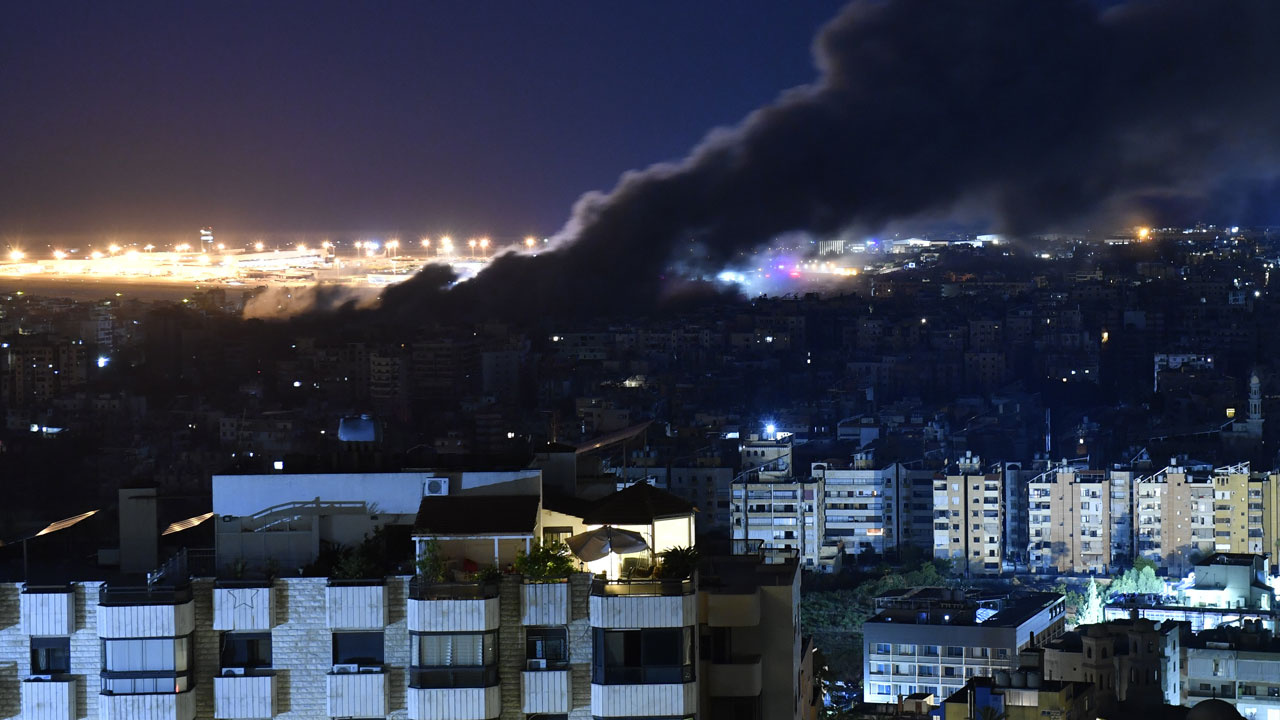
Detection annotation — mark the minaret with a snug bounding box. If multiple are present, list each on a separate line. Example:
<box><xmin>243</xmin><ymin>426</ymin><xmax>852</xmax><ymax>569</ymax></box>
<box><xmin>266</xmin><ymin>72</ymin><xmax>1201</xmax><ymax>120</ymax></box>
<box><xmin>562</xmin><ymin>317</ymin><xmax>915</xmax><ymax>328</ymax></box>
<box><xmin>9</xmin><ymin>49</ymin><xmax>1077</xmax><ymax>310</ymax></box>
<box><xmin>1246</xmin><ymin>371</ymin><xmax>1264</xmax><ymax>438</ymax></box>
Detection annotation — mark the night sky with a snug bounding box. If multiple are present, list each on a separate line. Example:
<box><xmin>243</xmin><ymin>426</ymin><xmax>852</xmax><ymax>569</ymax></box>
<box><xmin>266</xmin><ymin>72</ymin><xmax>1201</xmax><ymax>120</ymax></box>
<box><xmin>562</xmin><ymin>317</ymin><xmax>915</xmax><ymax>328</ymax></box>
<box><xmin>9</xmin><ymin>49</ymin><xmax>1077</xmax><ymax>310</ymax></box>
<box><xmin>0</xmin><ymin>1</ymin><xmax>839</xmax><ymax>242</ymax></box>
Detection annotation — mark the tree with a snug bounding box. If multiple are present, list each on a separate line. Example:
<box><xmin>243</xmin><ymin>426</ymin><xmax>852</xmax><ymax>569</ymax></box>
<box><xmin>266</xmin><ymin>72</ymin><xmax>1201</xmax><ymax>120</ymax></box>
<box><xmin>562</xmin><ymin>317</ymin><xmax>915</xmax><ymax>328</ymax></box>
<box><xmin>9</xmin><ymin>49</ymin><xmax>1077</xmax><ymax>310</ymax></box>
<box><xmin>1079</xmin><ymin>578</ymin><xmax>1105</xmax><ymax>625</ymax></box>
<box><xmin>1136</xmin><ymin>566</ymin><xmax>1164</xmax><ymax>595</ymax></box>
<box><xmin>1133</xmin><ymin>556</ymin><xmax>1158</xmax><ymax>574</ymax></box>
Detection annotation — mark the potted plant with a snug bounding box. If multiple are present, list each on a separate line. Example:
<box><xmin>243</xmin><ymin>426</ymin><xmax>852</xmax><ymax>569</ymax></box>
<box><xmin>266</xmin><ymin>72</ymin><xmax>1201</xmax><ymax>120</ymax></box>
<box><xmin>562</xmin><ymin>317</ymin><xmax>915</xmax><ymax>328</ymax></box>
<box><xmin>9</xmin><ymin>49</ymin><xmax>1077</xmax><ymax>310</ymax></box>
<box><xmin>655</xmin><ymin>546</ymin><xmax>700</xmax><ymax>580</ymax></box>
<box><xmin>514</xmin><ymin>540</ymin><xmax>577</xmax><ymax>582</ymax></box>
<box><xmin>415</xmin><ymin>538</ymin><xmax>448</xmax><ymax>584</ymax></box>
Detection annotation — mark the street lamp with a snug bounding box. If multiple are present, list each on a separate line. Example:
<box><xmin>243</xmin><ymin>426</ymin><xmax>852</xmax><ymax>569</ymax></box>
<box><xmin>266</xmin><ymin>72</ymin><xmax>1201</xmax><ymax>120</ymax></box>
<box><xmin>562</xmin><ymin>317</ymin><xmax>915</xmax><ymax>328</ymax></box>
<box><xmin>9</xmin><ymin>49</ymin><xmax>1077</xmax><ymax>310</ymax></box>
<box><xmin>440</xmin><ymin>237</ymin><xmax>453</xmax><ymax>255</ymax></box>
<box><xmin>387</xmin><ymin>239</ymin><xmax>400</xmax><ymax>257</ymax></box>
<box><xmin>479</xmin><ymin>237</ymin><xmax>489</xmax><ymax>257</ymax></box>
<box><xmin>524</xmin><ymin>236</ymin><xmax>536</xmax><ymax>251</ymax></box>
<box><xmin>254</xmin><ymin>241</ymin><xmax>265</xmax><ymax>252</ymax></box>
<box><xmin>468</xmin><ymin>239</ymin><xmax>477</xmax><ymax>258</ymax></box>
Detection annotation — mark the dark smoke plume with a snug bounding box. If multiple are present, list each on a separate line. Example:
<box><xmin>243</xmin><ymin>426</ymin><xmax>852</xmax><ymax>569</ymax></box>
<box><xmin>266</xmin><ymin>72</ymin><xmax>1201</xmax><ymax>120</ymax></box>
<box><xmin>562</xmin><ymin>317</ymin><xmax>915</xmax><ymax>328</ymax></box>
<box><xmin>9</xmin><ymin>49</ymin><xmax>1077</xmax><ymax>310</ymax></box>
<box><xmin>377</xmin><ymin>0</ymin><xmax>1280</xmax><ymax>323</ymax></box>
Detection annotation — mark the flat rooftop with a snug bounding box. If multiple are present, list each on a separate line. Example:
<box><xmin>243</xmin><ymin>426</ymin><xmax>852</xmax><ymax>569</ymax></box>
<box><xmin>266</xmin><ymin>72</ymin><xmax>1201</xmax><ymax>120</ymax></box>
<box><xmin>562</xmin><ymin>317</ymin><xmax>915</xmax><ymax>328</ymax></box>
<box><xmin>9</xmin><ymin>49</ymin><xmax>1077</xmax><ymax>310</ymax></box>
<box><xmin>868</xmin><ymin>587</ymin><xmax>1062</xmax><ymax>628</ymax></box>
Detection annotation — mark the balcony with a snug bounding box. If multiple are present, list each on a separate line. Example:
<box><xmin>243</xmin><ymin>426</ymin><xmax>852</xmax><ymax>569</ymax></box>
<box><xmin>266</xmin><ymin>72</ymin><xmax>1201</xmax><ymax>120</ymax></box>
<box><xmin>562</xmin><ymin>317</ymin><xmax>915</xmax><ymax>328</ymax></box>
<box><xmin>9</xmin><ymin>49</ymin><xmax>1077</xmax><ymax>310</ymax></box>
<box><xmin>522</xmin><ymin>669</ymin><xmax>570</xmax><ymax>714</ymax></box>
<box><xmin>408</xmin><ymin>578</ymin><xmax>500</xmax><ymax>632</ymax></box>
<box><xmin>408</xmin><ymin>683</ymin><xmax>502</xmax><ymax>720</ymax></box>
<box><xmin>708</xmin><ymin>656</ymin><xmax>762</xmax><ymax>697</ymax></box>
<box><xmin>590</xmin><ymin>577</ymin><xmax>697</xmax><ymax>629</ymax></box>
<box><xmin>521</xmin><ymin>580</ymin><xmax>569</xmax><ymax>625</ymax></box>
<box><xmin>213</xmin><ymin>581</ymin><xmax>275</xmax><ymax>632</ymax></box>
<box><xmin>99</xmin><ymin>691</ymin><xmax>196</xmax><ymax>720</ymax></box>
<box><xmin>326</xmin><ymin>579</ymin><xmax>386</xmax><ymax>630</ymax></box>
<box><xmin>327</xmin><ymin>668</ymin><xmax>388</xmax><ymax>718</ymax></box>
<box><xmin>213</xmin><ymin>672</ymin><xmax>276</xmax><ymax>719</ymax></box>
<box><xmin>22</xmin><ymin>676</ymin><xmax>75</xmax><ymax>720</ymax></box>
<box><xmin>591</xmin><ymin>681</ymin><xmax>698</xmax><ymax>718</ymax></box>
<box><xmin>21</xmin><ymin>585</ymin><xmax>74</xmax><ymax>636</ymax></box>
<box><xmin>97</xmin><ymin>584</ymin><xmax>195</xmax><ymax>639</ymax></box>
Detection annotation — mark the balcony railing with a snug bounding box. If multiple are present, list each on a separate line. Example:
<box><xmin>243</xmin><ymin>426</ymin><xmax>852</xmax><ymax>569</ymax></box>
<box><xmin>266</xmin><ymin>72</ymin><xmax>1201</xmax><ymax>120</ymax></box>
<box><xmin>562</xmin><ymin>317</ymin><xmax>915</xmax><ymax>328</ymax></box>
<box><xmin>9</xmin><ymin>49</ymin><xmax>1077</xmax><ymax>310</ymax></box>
<box><xmin>590</xmin><ymin>577</ymin><xmax>694</xmax><ymax>597</ymax></box>
<box><xmin>409</xmin><ymin>665</ymin><xmax>499</xmax><ymax>689</ymax></box>
<box><xmin>408</xmin><ymin>578</ymin><xmax>499</xmax><ymax>601</ymax></box>
<box><xmin>594</xmin><ymin>664</ymin><xmax>694</xmax><ymax>684</ymax></box>
<box><xmin>98</xmin><ymin>583</ymin><xmax>193</xmax><ymax>606</ymax></box>
<box><xmin>22</xmin><ymin>584</ymin><xmax>73</xmax><ymax>594</ymax></box>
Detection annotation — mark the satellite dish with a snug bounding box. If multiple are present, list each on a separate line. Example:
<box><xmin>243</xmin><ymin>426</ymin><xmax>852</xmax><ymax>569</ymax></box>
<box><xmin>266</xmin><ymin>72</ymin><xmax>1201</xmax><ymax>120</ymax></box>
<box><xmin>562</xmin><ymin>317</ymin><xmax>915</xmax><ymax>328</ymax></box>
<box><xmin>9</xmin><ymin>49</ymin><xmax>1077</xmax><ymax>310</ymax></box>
<box><xmin>426</xmin><ymin>479</ymin><xmax>444</xmax><ymax>494</ymax></box>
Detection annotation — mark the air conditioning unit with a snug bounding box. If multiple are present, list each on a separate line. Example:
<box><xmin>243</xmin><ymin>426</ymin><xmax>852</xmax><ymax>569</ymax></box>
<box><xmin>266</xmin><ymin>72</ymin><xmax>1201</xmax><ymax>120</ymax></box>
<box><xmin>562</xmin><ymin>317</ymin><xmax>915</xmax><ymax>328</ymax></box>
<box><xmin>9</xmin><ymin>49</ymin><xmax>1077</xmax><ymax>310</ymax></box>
<box><xmin>332</xmin><ymin>664</ymin><xmax>358</xmax><ymax>674</ymax></box>
<box><xmin>29</xmin><ymin>674</ymin><xmax>53</xmax><ymax>681</ymax></box>
<box><xmin>222</xmin><ymin>668</ymin><xmax>246</xmax><ymax>677</ymax></box>
<box><xmin>358</xmin><ymin>666</ymin><xmax>381</xmax><ymax>673</ymax></box>
<box><xmin>423</xmin><ymin>477</ymin><xmax>449</xmax><ymax>497</ymax></box>
<box><xmin>526</xmin><ymin>659</ymin><xmax>547</xmax><ymax>670</ymax></box>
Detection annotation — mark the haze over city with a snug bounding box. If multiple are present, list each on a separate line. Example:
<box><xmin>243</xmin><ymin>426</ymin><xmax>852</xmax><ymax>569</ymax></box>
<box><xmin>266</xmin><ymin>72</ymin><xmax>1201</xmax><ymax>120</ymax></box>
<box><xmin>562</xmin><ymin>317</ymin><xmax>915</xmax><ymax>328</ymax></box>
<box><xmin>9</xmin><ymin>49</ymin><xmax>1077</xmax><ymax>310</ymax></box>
<box><xmin>4</xmin><ymin>3</ymin><xmax>1280</xmax><ymax>720</ymax></box>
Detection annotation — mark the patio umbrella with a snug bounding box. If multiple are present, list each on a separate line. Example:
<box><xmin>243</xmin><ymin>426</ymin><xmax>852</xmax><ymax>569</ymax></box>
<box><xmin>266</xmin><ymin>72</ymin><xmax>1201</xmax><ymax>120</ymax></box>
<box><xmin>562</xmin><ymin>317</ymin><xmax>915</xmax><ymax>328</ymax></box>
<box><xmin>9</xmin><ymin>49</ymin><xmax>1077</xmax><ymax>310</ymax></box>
<box><xmin>565</xmin><ymin>526</ymin><xmax>648</xmax><ymax>562</ymax></box>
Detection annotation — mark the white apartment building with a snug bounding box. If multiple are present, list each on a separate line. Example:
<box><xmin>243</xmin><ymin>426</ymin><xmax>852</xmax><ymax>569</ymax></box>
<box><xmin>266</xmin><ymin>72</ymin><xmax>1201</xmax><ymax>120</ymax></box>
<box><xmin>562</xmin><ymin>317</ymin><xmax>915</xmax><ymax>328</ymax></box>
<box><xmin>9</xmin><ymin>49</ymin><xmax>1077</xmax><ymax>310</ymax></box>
<box><xmin>812</xmin><ymin>455</ymin><xmax>895</xmax><ymax>562</ymax></box>
<box><xmin>0</xmin><ymin>471</ymin><xmax>808</xmax><ymax>720</ymax></box>
<box><xmin>1184</xmin><ymin>622</ymin><xmax>1280</xmax><ymax>719</ymax></box>
<box><xmin>861</xmin><ymin>587</ymin><xmax>1066</xmax><ymax>703</ymax></box>
<box><xmin>731</xmin><ymin>435</ymin><xmax>823</xmax><ymax>571</ymax></box>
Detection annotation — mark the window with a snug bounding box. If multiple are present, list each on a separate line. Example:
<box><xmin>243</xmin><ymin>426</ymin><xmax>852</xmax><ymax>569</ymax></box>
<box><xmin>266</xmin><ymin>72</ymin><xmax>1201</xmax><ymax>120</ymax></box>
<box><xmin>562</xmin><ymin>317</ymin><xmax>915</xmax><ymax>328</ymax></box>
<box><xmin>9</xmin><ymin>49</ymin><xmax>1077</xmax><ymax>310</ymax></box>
<box><xmin>410</xmin><ymin>631</ymin><xmax>497</xmax><ymax>688</ymax></box>
<box><xmin>31</xmin><ymin>637</ymin><xmax>70</xmax><ymax>675</ymax></box>
<box><xmin>527</xmin><ymin>627</ymin><xmax>568</xmax><ymax>669</ymax></box>
<box><xmin>875</xmin><ymin>643</ymin><xmax>891</xmax><ymax>654</ymax></box>
<box><xmin>593</xmin><ymin>627</ymin><xmax>695</xmax><ymax>684</ymax></box>
<box><xmin>221</xmin><ymin>633</ymin><xmax>271</xmax><ymax>669</ymax></box>
<box><xmin>543</xmin><ymin>526</ymin><xmax>572</xmax><ymax>545</ymax></box>
<box><xmin>333</xmin><ymin>631</ymin><xmax>384</xmax><ymax>667</ymax></box>
<box><xmin>101</xmin><ymin>637</ymin><xmax>192</xmax><ymax>694</ymax></box>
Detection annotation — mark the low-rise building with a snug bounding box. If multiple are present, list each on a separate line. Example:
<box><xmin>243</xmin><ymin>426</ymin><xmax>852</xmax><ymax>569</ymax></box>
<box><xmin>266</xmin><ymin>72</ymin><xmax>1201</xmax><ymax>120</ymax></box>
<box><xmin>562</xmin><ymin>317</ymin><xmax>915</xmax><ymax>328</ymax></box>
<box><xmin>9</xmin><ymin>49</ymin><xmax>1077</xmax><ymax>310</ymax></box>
<box><xmin>1038</xmin><ymin>618</ymin><xmax>1180</xmax><ymax>707</ymax></box>
<box><xmin>1184</xmin><ymin>621</ymin><xmax>1280</xmax><ymax>719</ymax></box>
<box><xmin>862</xmin><ymin>587</ymin><xmax>1066</xmax><ymax>703</ymax></box>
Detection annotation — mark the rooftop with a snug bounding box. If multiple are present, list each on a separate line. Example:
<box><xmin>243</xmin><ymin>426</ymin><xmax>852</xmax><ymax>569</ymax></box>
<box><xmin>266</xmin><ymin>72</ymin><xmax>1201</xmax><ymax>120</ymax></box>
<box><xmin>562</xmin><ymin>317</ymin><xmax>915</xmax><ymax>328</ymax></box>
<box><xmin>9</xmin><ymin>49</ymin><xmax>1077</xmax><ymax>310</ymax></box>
<box><xmin>412</xmin><ymin>495</ymin><xmax>540</xmax><ymax>535</ymax></box>
<box><xmin>867</xmin><ymin>587</ymin><xmax>1062</xmax><ymax>628</ymax></box>
<box><xmin>581</xmin><ymin>481</ymin><xmax>693</xmax><ymax>525</ymax></box>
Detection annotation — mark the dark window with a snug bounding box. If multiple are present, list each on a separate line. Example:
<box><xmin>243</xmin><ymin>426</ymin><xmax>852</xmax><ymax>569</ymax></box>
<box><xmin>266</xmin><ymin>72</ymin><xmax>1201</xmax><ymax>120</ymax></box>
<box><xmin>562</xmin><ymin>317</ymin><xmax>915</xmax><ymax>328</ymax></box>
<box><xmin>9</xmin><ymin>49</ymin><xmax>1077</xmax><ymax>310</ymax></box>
<box><xmin>31</xmin><ymin>637</ymin><xmax>70</xmax><ymax>675</ymax></box>
<box><xmin>593</xmin><ymin>627</ymin><xmax>695</xmax><ymax>684</ymax></box>
<box><xmin>526</xmin><ymin>627</ymin><xmax>568</xmax><ymax>669</ymax></box>
<box><xmin>332</xmin><ymin>632</ymin><xmax>383</xmax><ymax>666</ymax></box>
<box><xmin>220</xmin><ymin>633</ymin><xmax>271</xmax><ymax>669</ymax></box>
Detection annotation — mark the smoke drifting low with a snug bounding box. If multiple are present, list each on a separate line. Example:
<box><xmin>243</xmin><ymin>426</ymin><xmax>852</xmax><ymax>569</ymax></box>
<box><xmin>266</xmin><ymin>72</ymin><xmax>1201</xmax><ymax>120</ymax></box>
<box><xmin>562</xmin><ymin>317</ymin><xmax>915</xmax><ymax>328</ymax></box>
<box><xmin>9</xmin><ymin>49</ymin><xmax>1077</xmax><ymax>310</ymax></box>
<box><xmin>378</xmin><ymin>0</ymin><xmax>1280</xmax><ymax>323</ymax></box>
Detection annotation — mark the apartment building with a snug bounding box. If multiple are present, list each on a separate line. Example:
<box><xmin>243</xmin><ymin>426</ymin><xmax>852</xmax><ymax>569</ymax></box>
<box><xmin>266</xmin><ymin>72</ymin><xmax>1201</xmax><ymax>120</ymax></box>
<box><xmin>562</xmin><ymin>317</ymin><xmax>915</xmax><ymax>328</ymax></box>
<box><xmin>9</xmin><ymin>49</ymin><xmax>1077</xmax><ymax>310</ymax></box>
<box><xmin>731</xmin><ymin>434</ymin><xmax>824</xmax><ymax>570</ymax></box>
<box><xmin>812</xmin><ymin>454</ymin><xmax>896</xmax><ymax>560</ymax></box>
<box><xmin>862</xmin><ymin>587</ymin><xmax>1066</xmax><ymax>704</ymax></box>
<box><xmin>1026</xmin><ymin>466</ymin><xmax>1132</xmax><ymax>575</ymax></box>
<box><xmin>0</xmin><ymin>470</ymin><xmax>805</xmax><ymax>720</ymax></box>
<box><xmin>933</xmin><ymin>454</ymin><xmax>1005</xmax><ymax>576</ymax></box>
<box><xmin>1184</xmin><ymin>622</ymin><xmax>1280</xmax><ymax>718</ymax></box>
<box><xmin>1136</xmin><ymin>464</ymin><xmax>1280</xmax><ymax>575</ymax></box>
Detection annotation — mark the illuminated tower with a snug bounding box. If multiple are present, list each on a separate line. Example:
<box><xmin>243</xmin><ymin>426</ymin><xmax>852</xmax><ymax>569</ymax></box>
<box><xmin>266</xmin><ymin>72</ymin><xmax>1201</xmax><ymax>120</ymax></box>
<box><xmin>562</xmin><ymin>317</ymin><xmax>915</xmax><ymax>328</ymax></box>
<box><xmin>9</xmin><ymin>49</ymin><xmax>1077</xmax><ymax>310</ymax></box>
<box><xmin>200</xmin><ymin>227</ymin><xmax>214</xmax><ymax>253</ymax></box>
<box><xmin>1247</xmin><ymin>371</ymin><xmax>1264</xmax><ymax>438</ymax></box>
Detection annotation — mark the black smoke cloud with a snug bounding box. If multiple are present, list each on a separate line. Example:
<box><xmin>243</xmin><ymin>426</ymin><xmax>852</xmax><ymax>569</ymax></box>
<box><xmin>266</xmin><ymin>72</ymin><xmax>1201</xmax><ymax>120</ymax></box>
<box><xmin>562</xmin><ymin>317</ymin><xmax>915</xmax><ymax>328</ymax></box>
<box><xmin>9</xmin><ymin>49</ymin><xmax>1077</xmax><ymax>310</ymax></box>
<box><xmin>377</xmin><ymin>0</ymin><xmax>1280</xmax><ymax>323</ymax></box>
